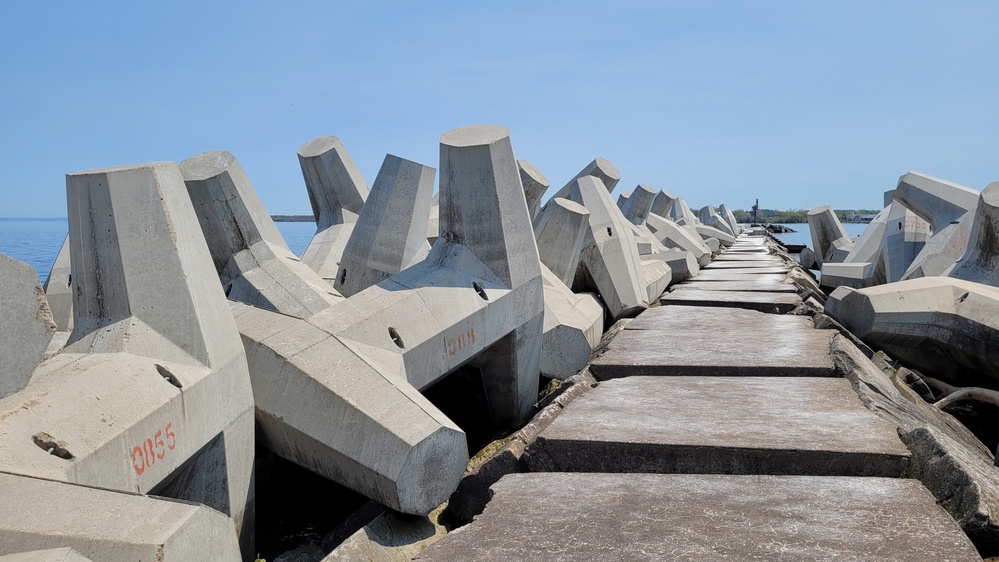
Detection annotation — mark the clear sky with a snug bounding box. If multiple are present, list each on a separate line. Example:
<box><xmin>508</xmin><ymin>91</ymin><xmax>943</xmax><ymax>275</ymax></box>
<box><xmin>1</xmin><ymin>1</ymin><xmax>996</xmax><ymax>218</ymax></box>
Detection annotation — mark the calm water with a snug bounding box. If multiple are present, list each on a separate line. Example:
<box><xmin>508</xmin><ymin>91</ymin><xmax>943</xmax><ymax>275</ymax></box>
<box><xmin>769</xmin><ymin>222</ymin><xmax>871</xmax><ymax>248</ymax></box>
<box><xmin>0</xmin><ymin>218</ymin><xmax>317</xmax><ymax>284</ymax></box>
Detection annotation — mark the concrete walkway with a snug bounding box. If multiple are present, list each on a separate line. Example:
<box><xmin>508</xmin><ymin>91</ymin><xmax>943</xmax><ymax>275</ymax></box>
<box><xmin>419</xmin><ymin>235</ymin><xmax>979</xmax><ymax>561</ymax></box>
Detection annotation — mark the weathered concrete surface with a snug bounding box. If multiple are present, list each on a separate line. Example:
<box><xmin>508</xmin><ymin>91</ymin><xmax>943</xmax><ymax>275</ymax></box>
<box><xmin>517</xmin><ymin>158</ymin><xmax>548</xmax><ymax>221</ymax></box>
<box><xmin>323</xmin><ymin>504</ymin><xmax>448</xmax><ymax>562</ymax></box>
<box><xmin>670</xmin><ymin>279</ymin><xmax>799</xmax><ymax>293</ymax></box>
<box><xmin>883</xmin><ymin>201</ymin><xmax>931</xmax><ymax>283</ymax></box>
<box><xmin>653</xmin><ymin>249</ymin><xmax>699</xmax><ymax>284</ymax></box>
<box><xmin>416</xmin><ymin>473</ymin><xmax>979</xmax><ymax>561</ymax></box>
<box><xmin>0</xmin><ymin>254</ymin><xmax>54</xmax><ymax>399</ymax></box>
<box><xmin>334</xmin><ymin>154</ymin><xmax>434</xmax><ymax>296</ymax></box>
<box><xmin>0</xmin><ymin>548</ymin><xmax>91</xmax><ymax>562</ymax></box>
<box><xmin>701</xmin><ymin>263</ymin><xmax>790</xmax><ymax>273</ymax></box>
<box><xmin>718</xmin><ymin>203</ymin><xmax>740</xmax><ymax>236</ymax></box>
<box><xmin>41</xmin><ymin>235</ymin><xmax>72</xmax><ymax>333</ymax></box>
<box><xmin>547</xmin><ymin>157</ymin><xmax>621</xmax><ymax>201</ymax></box>
<box><xmin>0</xmin><ymin>162</ymin><xmax>256</xmax><ymax>555</ymax></box>
<box><xmin>640</xmin><ymin>258</ymin><xmax>672</xmax><ymax>303</ymax></box>
<box><xmin>820</xmin><ymin>261</ymin><xmax>878</xmax><ymax>291</ymax></box>
<box><xmin>644</xmin><ymin>213</ymin><xmax>711</xmax><ymax>266</ymax></box>
<box><xmin>948</xmin><ymin>182</ymin><xmax>999</xmax><ymax>286</ymax></box>
<box><xmin>671</xmin><ymin>196</ymin><xmax>699</xmax><ymax>228</ymax></box>
<box><xmin>695</xmin><ymin>223</ymin><xmax>735</xmax><ymax>247</ymax></box>
<box><xmin>297</xmin><ymin>136</ymin><xmax>370</xmax><ymax>282</ymax></box>
<box><xmin>540</xmin><ymin>267</ymin><xmax>604</xmax><ymax>380</ymax></box>
<box><xmin>826</xmin><ymin>277</ymin><xmax>999</xmax><ymax>385</ymax></box>
<box><xmin>699</xmin><ymin>205</ymin><xmax>735</xmax><ymax>237</ymax></box>
<box><xmin>894</xmin><ymin>173</ymin><xmax>979</xmax><ymax>280</ymax></box>
<box><xmin>565</xmin><ymin>175</ymin><xmax>648</xmax><ymax>319</ymax></box>
<box><xmin>620</xmin><ymin>184</ymin><xmax>656</xmax><ymax>225</ymax></box>
<box><xmin>808</xmin><ymin>205</ymin><xmax>854</xmax><ymax>266</ymax></box>
<box><xmin>649</xmin><ymin>189</ymin><xmax>675</xmax><ymax>218</ymax></box>
<box><xmin>182</xmin><ymin>151</ymin><xmax>344</xmax><ymax>318</ymax></box>
<box><xmin>591</xmin><ymin>306</ymin><xmax>837</xmax><ymax>379</ymax></box>
<box><xmin>660</xmin><ymin>288</ymin><xmax>801</xmax><ymax>314</ymax></box>
<box><xmin>533</xmin><ymin>197</ymin><xmax>589</xmax><ymax>287</ymax></box>
<box><xmin>528</xmin><ymin>376</ymin><xmax>910</xmax><ymax>476</ymax></box>
<box><xmin>0</xmin><ymin>472</ymin><xmax>241</xmax><ymax>561</ymax></box>
<box><xmin>689</xmin><ymin>271</ymin><xmax>790</xmax><ymax>283</ymax></box>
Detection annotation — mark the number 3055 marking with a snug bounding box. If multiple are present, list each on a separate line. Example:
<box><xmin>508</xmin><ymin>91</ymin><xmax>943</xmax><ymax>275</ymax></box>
<box><xmin>131</xmin><ymin>422</ymin><xmax>176</xmax><ymax>476</ymax></box>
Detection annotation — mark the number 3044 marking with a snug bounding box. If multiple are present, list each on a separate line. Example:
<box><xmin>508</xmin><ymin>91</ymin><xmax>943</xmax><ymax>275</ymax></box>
<box><xmin>131</xmin><ymin>422</ymin><xmax>176</xmax><ymax>476</ymax></box>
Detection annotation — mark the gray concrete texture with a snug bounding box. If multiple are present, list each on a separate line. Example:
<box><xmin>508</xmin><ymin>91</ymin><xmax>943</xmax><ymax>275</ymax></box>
<box><xmin>0</xmin><ymin>472</ymin><xmax>241</xmax><ymax>561</ymax></box>
<box><xmin>181</xmin><ymin>151</ymin><xmax>345</xmax><ymax>319</ymax></box>
<box><xmin>948</xmin><ymin>182</ymin><xmax>999</xmax><ymax>286</ymax></box>
<box><xmin>670</xmin><ymin>196</ymin><xmax>699</xmax><ymax>228</ymax></box>
<box><xmin>649</xmin><ymin>189</ymin><xmax>675</xmax><ymax>218</ymax></box>
<box><xmin>565</xmin><ymin>175</ymin><xmax>649</xmax><ymax>319</ymax></box>
<box><xmin>517</xmin><ymin>158</ymin><xmax>548</xmax><ymax>221</ymax></box>
<box><xmin>644</xmin><ymin>213</ymin><xmax>712</xmax><ymax>266</ymax></box>
<box><xmin>660</xmin><ymin>288</ymin><xmax>801</xmax><ymax>314</ymax></box>
<box><xmin>0</xmin><ymin>548</ymin><xmax>92</xmax><ymax>562</ymax></box>
<box><xmin>41</xmin><ymin>235</ymin><xmax>72</xmax><ymax>333</ymax></box>
<box><xmin>528</xmin><ymin>376</ymin><xmax>910</xmax><ymax>476</ymax></box>
<box><xmin>0</xmin><ymin>162</ymin><xmax>255</xmax><ymax>554</ymax></box>
<box><xmin>0</xmin><ymin>254</ymin><xmax>54</xmax><ymax>399</ymax></box>
<box><xmin>826</xmin><ymin>277</ymin><xmax>999</xmax><ymax>385</ymax></box>
<box><xmin>620</xmin><ymin>184</ymin><xmax>656</xmax><ymax>225</ymax></box>
<box><xmin>807</xmin><ymin>205</ymin><xmax>853</xmax><ymax>266</ymax></box>
<box><xmin>895</xmin><ymin>172</ymin><xmax>979</xmax><ymax>280</ymax></box>
<box><xmin>539</xmin><ymin>267</ymin><xmax>604</xmax><ymax>380</ymax></box>
<box><xmin>670</xmin><ymin>279</ymin><xmax>799</xmax><ymax>293</ymax></box>
<box><xmin>334</xmin><ymin>154</ymin><xmax>434</xmax><ymax>296</ymax></box>
<box><xmin>695</xmin><ymin>223</ymin><xmax>735</xmax><ymax>247</ymax></box>
<box><xmin>416</xmin><ymin>473</ymin><xmax>978</xmax><ymax>561</ymax></box>
<box><xmin>533</xmin><ymin>197</ymin><xmax>590</xmax><ymax>287</ymax></box>
<box><xmin>591</xmin><ymin>306</ymin><xmax>837</xmax><ymax>379</ymax></box>
<box><xmin>699</xmin><ymin>205</ymin><xmax>735</xmax><ymax>237</ymax></box>
<box><xmin>297</xmin><ymin>136</ymin><xmax>370</xmax><ymax>282</ymax></box>
<box><xmin>718</xmin><ymin>203</ymin><xmax>740</xmax><ymax>236</ymax></box>
<box><xmin>882</xmin><ymin>200</ymin><xmax>931</xmax><ymax>283</ymax></box>
<box><xmin>546</xmin><ymin>157</ymin><xmax>621</xmax><ymax>202</ymax></box>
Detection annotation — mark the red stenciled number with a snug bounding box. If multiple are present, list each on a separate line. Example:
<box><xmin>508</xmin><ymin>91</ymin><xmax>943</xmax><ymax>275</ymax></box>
<box><xmin>130</xmin><ymin>423</ymin><xmax>176</xmax><ymax>475</ymax></box>
<box><xmin>131</xmin><ymin>445</ymin><xmax>145</xmax><ymax>475</ymax></box>
<box><xmin>165</xmin><ymin>422</ymin><xmax>176</xmax><ymax>450</ymax></box>
<box><xmin>154</xmin><ymin>430</ymin><xmax>165</xmax><ymax>460</ymax></box>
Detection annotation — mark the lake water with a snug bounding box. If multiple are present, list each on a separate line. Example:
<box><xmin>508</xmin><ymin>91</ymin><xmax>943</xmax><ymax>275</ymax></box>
<box><xmin>769</xmin><ymin>222</ymin><xmax>872</xmax><ymax>249</ymax></box>
<box><xmin>0</xmin><ymin>218</ymin><xmax>317</xmax><ymax>284</ymax></box>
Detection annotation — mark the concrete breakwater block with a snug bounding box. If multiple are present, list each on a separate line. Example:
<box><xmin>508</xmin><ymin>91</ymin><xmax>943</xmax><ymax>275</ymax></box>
<box><xmin>660</xmin><ymin>288</ymin><xmax>801</xmax><ymax>314</ymax></box>
<box><xmin>670</xmin><ymin>279</ymin><xmax>798</xmax><ymax>293</ymax></box>
<box><xmin>527</xmin><ymin>376</ymin><xmax>910</xmax><ymax>476</ymax></box>
<box><xmin>0</xmin><ymin>472</ymin><xmax>241</xmax><ymax>561</ymax></box>
<box><xmin>591</xmin><ymin>306</ymin><xmax>837</xmax><ymax>379</ymax></box>
<box><xmin>808</xmin><ymin>205</ymin><xmax>853</xmax><ymax>266</ymax></box>
<box><xmin>0</xmin><ymin>162</ymin><xmax>255</xmax><ymax>553</ymax></box>
<box><xmin>297</xmin><ymin>136</ymin><xmax>369</xmax><ymax>283</ymax></box>
<box><xmin>0</xmin><ymin>254</ymin><xmax>54</xmax><ymax>399</ymax></box>
<box><xmin>644</xmin><ymin>212</ymin><xmax>711</xmax><ymax>266</ymax></box>
<box><xmin>415</xmin><ymin>473</ymin><xmax>980</xmax><ymax>561</ymax></box>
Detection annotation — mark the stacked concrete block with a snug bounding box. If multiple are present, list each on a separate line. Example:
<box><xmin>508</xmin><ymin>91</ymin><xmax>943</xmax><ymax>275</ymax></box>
<box><xmin>719</xmin><ymin>203</ymin><xmax>740</xmax><ymax>236</ymax></box>
<box><xmin>41</xmin><ymin>235</ymin><xmax>72</xmax><ymax>333</ymax></box>
<box><xmin>540</xmin><ymin>267</ymin><xmax>604</xmax><ymax>380</ymax></box>
<box><xmin>948</xmin><ymin>182</ymin><xmax>999</xmax><ymax>286</ymax></box>
<box><xmin>807</xmin><ymin>205</ymin><xmax>854</xmax><ymax>266</ymax></box>
<box><xmin>534</xmin><ymin>197</ymin><xmax>590</xmax><ymax>287</ymax></box>
<box><xmin>0</xmin><ymin>254</ymin><xmax>55</xmax><ymax>398</ymax></box>
<box><xmin>565</xmin><ymin>175</ymin><xmax>649</xmax><ymax>320</ymax></box>
<box><xmin>656</xmin><ymin>248</ymin><xmax>700</xmax><ymax>284</ymax></box>
<box><xmin>818</xmin><ymin>207</ymin><xmax>890</xmax><ymax>291</ymax></box>
<box><xmin>426</xmin><ymin>192</ymin><xmax>441</xmax><ymax>244</ymax></box>
<box><xmin>882</xmin><ymin>201</ymin><xmax>931</xmax><ymax>283</ymax></box>
<box><xmin>0</xmin><ymin>472</ymin><xmax>240</xmax><ymax>561</ymax></box>
<box><xmin>0</xmin><ymin>162</ymin><xmax>255</xmax><ymax>555</ymax></box>
<box><xmin>217</xmin><ymin>125</ymin><xmax>544</xmax><ymax>515</ymax></box>
<box><xmin>893</xmin><ymin>172</ymin><xmax>980</xmax><ymax>280</ymax></box>
<box><xmin>826</xmin><ymin>277</ymin><xmax>999</xmax><ymax>385</ymax></box>
<box><xmin>695</xmin><ymin>224</ymin><xmax>734</xmax><ymax>248</ymax></box>
<box><xmin>641</xmin><ymin>258</ymin><xmax>673</xmax><ymax>303</ymax></box>
<box><xmin>297</xmin><ymin>136</ymin><xmax>370</xmax><ymax>282</ymax></box>
<box><xmin>518</xmin><ymin>159</ymin><xmax>549</xmax><ymax>221</ymax></box>
<box><xmin>671</xmin><ymin>197</ymin><xmax>699</xmax><ymax>228</ymax></box>
<box><xmin>620</xmin><ymin>184</ymin><xmax>656</xmax><ymax>225</ymax></box>
<box><xmin>699</xmin><ymin>206</ymin><xmax>735</xmax><ymax>238</ymax></box>
<box><xmin>548</xmin><ymin>157</ymin><xmax>621</xmax><ymax>202</ymax></box>
<box><xmin>334</xmin><ymin>154</ymin><xmax>434</xmax><ymax>296</ymax></box>
<box><xmin>182</xmin><ymin>151</ymin><xmax>344</xmax><ymax>318</ymax></box>
<box><xmin>644</xmin><ymin>213</ymin><xmax>712</xmax><ymax>266</ymax></box>
<box><xmin>615</xmin><ymin>191</ymin><xmax>631</xmax><ymax>210</ymax></box>
<box><xmin>649</xmin><ymin>190</ymin><xmax>675</xmax><ymax>218</ymax></box>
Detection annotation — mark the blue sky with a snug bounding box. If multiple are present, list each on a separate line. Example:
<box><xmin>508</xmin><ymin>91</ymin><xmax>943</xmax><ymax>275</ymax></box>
<box><xmin>1</xmin><ymin>1</ymin><xmax>996</xmax><ymax>217</ymax></box>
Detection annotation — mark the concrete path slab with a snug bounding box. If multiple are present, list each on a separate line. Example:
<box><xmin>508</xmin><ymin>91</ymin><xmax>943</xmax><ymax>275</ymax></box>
<box><xmin>528</xmin><ymin>376</ymin><xmax>909</xmax><ymax>476</ymax></box>
<box><xmin>713</xmin><ymin>254</ymin><xmax>784</xmax><ymax>262</ymax></box>
<box><xmin>591</xmin><ymin>306</ymin><xmax>836</xmax><ymax>378</ymax></box>
<box><xmin>671</xmin><ymin>280</ymin><xmax>798</xmax><ymax>293</ymax></box>
<box><xmin>660</xmin><ymin>289</ymin><xmax>801</xmax><ymax>314</ymax></box>
<box><xmin>416</xmin><ymin>473</ymin><xmax>979</xmax><ymax>562</ymax></box>
<box><xmin>692</xmin><ymin>270</ymin><xmax>790</xmax><ymax>282</ymax></box>
<box><xmin>702</xmin><ymin>262</ymin><xmax>791</xmax><ymax>272</ymax></box>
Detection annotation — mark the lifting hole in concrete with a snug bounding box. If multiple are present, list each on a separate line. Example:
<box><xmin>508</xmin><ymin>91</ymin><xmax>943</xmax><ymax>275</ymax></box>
<box><xmin>67</xmin><ymin>273</ymin><xmax>71</xmax><ymax>288</ymax></box>
<box><xmin>32</xmin><ymin>432</ymin><xmax>73</xmax><ymax>459</ymax></box>
<box><xmin>156</xmin><ymin>364</ymin><xmax>183</xmax><ymax>389</ymax></box>
<box><xmin>607</xmin><ymin>227</ymin><xmax>613</xmax><ymax>237</ymax></box>
<box><xmin>389</xmin><ymin>327</ymin><xmax>405</xmax><ymax>349</ymax></box>
<box><xmin>473</xmin><ymin>282</ymin><xmax>489</xmax><ymax>301</ymax></box>
<box><xmin>339</xmin><ymin>268</ymin><xmax>347</xmax><ymax>285</ymax></box>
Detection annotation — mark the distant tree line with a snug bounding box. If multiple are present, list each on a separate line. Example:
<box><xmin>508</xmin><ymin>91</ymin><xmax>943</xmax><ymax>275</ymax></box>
<box><xmin>271</xmin><ymin>215</ymin><xmax>314</xmax><ymax>222</ymax></box>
